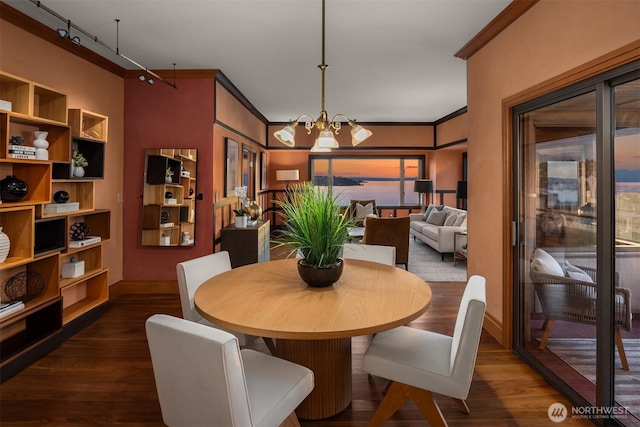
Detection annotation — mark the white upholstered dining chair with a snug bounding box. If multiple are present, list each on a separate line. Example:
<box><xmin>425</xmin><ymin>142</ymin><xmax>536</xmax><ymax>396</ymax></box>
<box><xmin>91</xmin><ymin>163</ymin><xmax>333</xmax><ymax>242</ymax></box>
<box><xmin>176</xmin><ymin>251</ymin><xmax>256</xmax><ymax>346</ymax></box>
<box><xmin>362</xmin><ymin>275</ymin><xmax>486</xmax><ymax>427</ymax></box>
<box><xmin>342</xmin><ymin>243</ymin><xmax>396</xmax><ymax>266</ymax></box>
<box><xmin>146</xmin><ymin>314</ymin><xmax>314</xmax><ymax>427</ymax></box>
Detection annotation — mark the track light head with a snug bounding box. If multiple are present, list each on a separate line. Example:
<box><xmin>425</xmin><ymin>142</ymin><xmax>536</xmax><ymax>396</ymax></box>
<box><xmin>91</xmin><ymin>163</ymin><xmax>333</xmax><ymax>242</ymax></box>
<box><xmin>147</xmin><ymin>78</ymin><xmax>154</xmax><ymax>85</ymax></box>
<box><xmin>57</xmin><ymin>28</ymin><xmax>68</xmax><ymax>38</ymax></box>
<box><xmin>70</xmin><ymin>36</ymin><xmax>81</xmax><ymax>46</ymax></box>
<box><xmin>138</xmin><ymin>75</ymin><xmax>146</xmax><ymax>82</ymax></box>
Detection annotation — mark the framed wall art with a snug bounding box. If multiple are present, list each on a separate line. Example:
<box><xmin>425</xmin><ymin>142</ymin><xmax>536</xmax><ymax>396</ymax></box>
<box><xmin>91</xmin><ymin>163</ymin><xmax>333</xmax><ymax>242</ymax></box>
<box><xmin>225</xmin><ymin>138</ymin><xmax>239</xmax><ymax>197</ymax></box>
<box><xmin>260</xmin><ymin>151</ymin><xmax>267</xmax><ymax>190</ymax></box>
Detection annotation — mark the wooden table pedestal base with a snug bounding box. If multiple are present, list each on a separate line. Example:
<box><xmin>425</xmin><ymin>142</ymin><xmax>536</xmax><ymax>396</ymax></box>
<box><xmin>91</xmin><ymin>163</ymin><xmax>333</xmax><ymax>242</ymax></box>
<box><xmin>276</xmin><ymin>337</ymin><xmax>352</xmax><ymax>420</ymax></box>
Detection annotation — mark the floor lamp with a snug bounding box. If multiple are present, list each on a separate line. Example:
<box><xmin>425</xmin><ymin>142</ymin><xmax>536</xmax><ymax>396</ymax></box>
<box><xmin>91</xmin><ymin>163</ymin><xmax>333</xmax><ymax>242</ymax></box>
<box><xmin>414</xmin><ymin>179</ymin><xmax>433</xmax><ymax>211</ymax></box>
<box><xmin>456</xmin><ymin>180</ymin><xmax>467</xmax><ymax>210</ymax></box>
<box><xmin>276</xmin><ymin>169</ymin><xmax>300</xmax><ymax>191</ymax></box>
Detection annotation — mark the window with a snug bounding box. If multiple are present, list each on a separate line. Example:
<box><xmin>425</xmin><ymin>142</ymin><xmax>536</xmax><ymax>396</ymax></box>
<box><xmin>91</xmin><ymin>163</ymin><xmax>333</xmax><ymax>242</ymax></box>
<box><xmin>309</xmin><ymin>155</ymin><xmax>424</xmax><ymax>206</ymax></box>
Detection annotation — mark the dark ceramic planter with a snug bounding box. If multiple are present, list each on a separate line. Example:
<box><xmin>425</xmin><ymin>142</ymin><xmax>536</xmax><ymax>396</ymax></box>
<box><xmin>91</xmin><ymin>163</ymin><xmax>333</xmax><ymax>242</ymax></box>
<box><xmin>0</xmin><ymin>175</ymin><xmax>28</xmax><ymax>202</ymax></box>
<box><xmin>297</xmin><ymin>258</ymin><xmax>344</xmax><ymax>287</ymax></box>
<box><xmin>54</xmin><ymin>190</ymin><xmax>70</xmax><ymax>203</ymax></box>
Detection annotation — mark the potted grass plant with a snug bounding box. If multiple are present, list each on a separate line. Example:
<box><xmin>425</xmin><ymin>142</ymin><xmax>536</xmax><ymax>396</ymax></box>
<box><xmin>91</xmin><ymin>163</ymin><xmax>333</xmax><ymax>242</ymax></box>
<box><xmin>275</xmin><ymin>182</ymin><xmax>354</xmax><ymax>287</ymax></box>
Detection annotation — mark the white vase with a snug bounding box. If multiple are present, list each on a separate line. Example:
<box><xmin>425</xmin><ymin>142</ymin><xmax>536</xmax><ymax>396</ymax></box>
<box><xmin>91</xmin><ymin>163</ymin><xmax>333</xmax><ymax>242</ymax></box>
<box><xmin>33</xmin><ymin>131</ymin><xmax>49</xmax><ymax>160</ymax></box>
<box><xmin>0</xmin><ymin>227</ymin><xmax>10</xmax><ymax>263</ymax></box>
<box><xmin>73</xmin><ymin>166</ymin><xmax>85</xmax><ymax>177</ymax></box>
<box><xmin>165</xmin><ymin>176</ymin><xmax>172</xmax><ymax>184</ymax></box>
<box><xmin>235</xmin><ymin>216</ymin><xmax>248</xmax><ymax>228</ymax></box>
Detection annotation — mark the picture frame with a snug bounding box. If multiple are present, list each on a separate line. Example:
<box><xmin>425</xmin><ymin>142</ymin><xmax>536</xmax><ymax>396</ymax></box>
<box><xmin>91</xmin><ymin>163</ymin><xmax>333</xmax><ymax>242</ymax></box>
<box><xmin>260</xmin><ymin>151</ymin><xmax>267</xmax><ymax>190</ymax></box>
<box><xmin>225</xmin><ymin>138</ymin><xmax>239</xmax><ymax>197</ymax></box>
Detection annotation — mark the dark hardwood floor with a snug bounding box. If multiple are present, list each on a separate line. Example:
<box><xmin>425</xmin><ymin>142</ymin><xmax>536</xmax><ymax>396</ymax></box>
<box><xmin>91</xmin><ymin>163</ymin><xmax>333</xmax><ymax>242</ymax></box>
<box><xmin>0</xmin><ymin>283</ymin><xmax>593</xmax><ymax>426</ymax></box>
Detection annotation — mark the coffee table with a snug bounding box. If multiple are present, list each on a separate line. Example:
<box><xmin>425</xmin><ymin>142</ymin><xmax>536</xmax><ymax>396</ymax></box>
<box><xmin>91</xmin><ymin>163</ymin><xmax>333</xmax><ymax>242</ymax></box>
<box><xmin>194</xmin><ymin>258</ymin><xmax>431</xmax><ymax>419</ymax></box>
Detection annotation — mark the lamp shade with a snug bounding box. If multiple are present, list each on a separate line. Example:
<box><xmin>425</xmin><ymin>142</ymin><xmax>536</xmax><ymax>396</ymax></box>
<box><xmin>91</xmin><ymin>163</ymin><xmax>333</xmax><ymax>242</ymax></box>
<box><xmin>351</xmin><ymin>125</ymin><xmax>372</xmax><ymax>146</ymax></box>
<box><xmin>316</xmin><ymin>130</ymin><xmax>339</xmax><ymax>148</ymax></box>
<box><xmin>413</xmin><ymin>179</ymin><xmax>433</xmax><ymax>194</ymax></box>
<box><xmin>276</xmin><ymin>169</ymin><xmax>300</xmax><ymax>181</ymax></box>
<box><xmin>274</xmin><ymin>125</ymin><xmax>296</xmax><ymax>147</ymax></box>
<box><xmin>456</xmin><ymin>181</ymin><xmax>467</xmax><ymax>199</ymax></box>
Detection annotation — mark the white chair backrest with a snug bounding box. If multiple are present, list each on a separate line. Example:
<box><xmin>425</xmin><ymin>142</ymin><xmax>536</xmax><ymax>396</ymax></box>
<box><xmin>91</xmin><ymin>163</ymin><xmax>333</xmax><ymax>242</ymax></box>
<box><xmin>342</xmin><ymin>243</ymin><xmax>396</xmax><ymax>266</ymax></box>
<box><xmin>146</xmin><ymin>314</ymin><xmax>253</xmax><ymax>427</ymax></box>
<box><xmin>449</xmin><ymin>275</ymin><xmax>486</xmax><ymax>377</ymax></box>
<box><xmin>176</xmin><ymin>251</ymin><xmax>232</xmax><ymax>322</ymax></box>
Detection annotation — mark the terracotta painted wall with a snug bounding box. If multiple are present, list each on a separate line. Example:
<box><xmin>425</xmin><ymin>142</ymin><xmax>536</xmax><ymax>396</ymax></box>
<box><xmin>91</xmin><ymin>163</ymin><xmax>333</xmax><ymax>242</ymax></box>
<box><xmin>0</xmin><ymin>20</ymin><xmax>124</xmax><ymax>285</ymax></box>
<box><xmin>123</xmin><ymin>78</ymin><xmax>215</xmax><ymax>281</ymax></box>
<box><xmin>466</xmin><ymin>0</ymin><xmax>640</xmax><ymax>342</ymax></box>
<box><xmin>436</xmin><ymin>112</ymin><xmax>467</xmax><ymax>146</ymax></box>
<box><xmin>216</xmin><ymin>82</ymin><xmax>266</xmax><ymax>146</ymax></box>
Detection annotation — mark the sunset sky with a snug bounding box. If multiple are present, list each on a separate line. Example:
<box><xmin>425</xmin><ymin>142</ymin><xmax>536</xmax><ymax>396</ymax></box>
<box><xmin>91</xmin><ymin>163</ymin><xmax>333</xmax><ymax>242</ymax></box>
<box><xmin>313</xmin><ymin>158</ymin><xmax>420</xmax><ymax>179</ymax></box>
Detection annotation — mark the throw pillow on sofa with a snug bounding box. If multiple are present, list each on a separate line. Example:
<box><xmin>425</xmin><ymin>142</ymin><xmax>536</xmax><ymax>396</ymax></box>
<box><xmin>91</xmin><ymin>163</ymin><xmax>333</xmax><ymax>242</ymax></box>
<box><xmin>426</xmin><ymin>209</ymin><xmax>448</xmax><ymax>226</ymax></box>
<box><xmin>444</xmin><ymin>213</ymin><xmax>458</xmax><ymax>226</ymax></box>
<box><xmin>423</xmin><ymin>204</ymin><xmax>444</xmax><ymax>221</ymax></box>
<box><xmin>453</xmin><ymin>213</ymin><xmax>467</xmax><ymax>227</ymax></box>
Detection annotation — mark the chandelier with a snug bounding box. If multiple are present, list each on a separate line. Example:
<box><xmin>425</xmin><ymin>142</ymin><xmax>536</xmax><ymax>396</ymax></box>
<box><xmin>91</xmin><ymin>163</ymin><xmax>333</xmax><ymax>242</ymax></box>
<box><xmin>273</xmin><ymin>0</ymin><xmax>372</xmax><ymax>152</ymax></box>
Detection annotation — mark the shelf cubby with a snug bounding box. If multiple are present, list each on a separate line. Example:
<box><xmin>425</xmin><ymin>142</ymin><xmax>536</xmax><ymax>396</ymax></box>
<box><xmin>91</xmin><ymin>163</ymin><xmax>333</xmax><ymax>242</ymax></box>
<box><xmin>0</xmin><ymin>206</ymin><xmax>34</xmax><ymax>268</ymax></box>
<box><xmin>34</xmin><ymin>217</ymin><xmax>65</xmax><ymax>256</ymax></box>
<box><xmin>61</xmin><ymin>269</ymin><xmax>108</xmax><ymax>324</ymax></box>
<box><xmin>0</xmin><ymin>297</ymin><xmax>62</xmax><ymax>367</ymax></box>
<box><xmin>142</xmin><ymin>228</ymin><xmax>179</xmax><ymax>246</ymax></box>
<box><xmin>66</xmin><ymin>209</ymin><xmax>111</xmax><ymax>252</ymax></box>
<box><xmin>143</xmin><ymin>205</ymin><xmax>180</xmax><ymax>230</ymax></box>
<box><xmin>36</xmin><ymin>180</ymin><xmax>94</xmax><ymax>218</ymax></box>
<box><xmin>144</xmin><ymin>183</ymin><xmax>184</xmax><ymax>206</ymax></box>
<box><xmin>68</xmin><ymin>109</ymin><xmax>108</xmax><ymax>142</ymax></box>
<box><xmin>0</xmin><ymin>252</ymin><xmax>60</xmax><ymax>311</ymax></box>
<box><xmin>145</xmin><ymin>154</ymin><xmax>181</xmax><ymax>185</ymax></box>
<box><xmin>0</xmin><ymin>161</ymin><xmax>51</xmax><ymax>206</ymax></box>
<box><xmin>32</xmin><ymin>84</ymin><xmax>67</xmax><ymax>125</ymax></box>
<box><xmin>0</xmin><ymin>72</ymin><xmax>31</xmax><ymax>116</ymax></box>
<box><xmin>59</xmin><ymin>245</ymin><xmax>103</xmax><ymax>289</ymax></box>
<box><xmin>2</xmin><ymin>113</ymin><xmax>71</xmax><ymax>162</ymax></box>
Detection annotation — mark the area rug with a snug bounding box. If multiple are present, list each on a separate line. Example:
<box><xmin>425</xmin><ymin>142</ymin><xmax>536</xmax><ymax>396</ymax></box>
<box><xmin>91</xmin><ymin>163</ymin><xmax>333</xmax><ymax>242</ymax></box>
<box><xmin>407</xmin><ymin>237</ymin><xmax>467</xmax><ymax>282</ymax></box>
<box><xmin>544</xmin><ymin>338</ymin><xmax>640</xmax><ymax>417</ymax></box>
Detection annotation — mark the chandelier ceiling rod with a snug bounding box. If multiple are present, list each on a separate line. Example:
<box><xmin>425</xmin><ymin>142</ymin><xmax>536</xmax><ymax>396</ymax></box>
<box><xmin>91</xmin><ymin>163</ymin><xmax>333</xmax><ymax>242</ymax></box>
<box><xmin>273</xmin><ymin>0</ymin><xmax>372</xmax><ymax>151</ymax></box>
<box><xmin>30</xmin><ymin>0</ymin><xmax>177</xmax><ymax>89</ymax></box>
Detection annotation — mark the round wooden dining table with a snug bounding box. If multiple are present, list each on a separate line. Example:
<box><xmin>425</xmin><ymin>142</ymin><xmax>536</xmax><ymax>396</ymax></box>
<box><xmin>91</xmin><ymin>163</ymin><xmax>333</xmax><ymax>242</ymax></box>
<box><xmin>194</xmin><ymin>257</ymin><xmax>432</xmax><ymax>420</ymax></box>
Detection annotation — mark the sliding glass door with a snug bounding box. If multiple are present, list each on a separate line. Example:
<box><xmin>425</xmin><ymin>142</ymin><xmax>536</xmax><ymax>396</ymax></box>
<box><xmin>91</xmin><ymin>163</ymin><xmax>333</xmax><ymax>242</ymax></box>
<box><xmin>514</xmin><ymin>65</ymin><xmax>639</xmax><ymax>425</ymax></box>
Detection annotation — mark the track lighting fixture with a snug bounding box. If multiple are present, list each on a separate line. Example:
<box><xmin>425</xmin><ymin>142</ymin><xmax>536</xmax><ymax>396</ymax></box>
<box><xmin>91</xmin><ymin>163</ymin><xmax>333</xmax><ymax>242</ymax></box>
<box><xmin>56</xmin><ymin>19</ymin><xmax>80</xmax><ymax>45</ymax></box>
<box><xmin>31</xmin><ymin>0</ymin><xmax>177</xmax><ymax>89</ymax></box>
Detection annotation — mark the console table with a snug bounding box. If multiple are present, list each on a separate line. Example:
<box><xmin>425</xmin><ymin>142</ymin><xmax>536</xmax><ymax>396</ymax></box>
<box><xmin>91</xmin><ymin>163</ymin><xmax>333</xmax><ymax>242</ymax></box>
<box><xmin>453</xmin><ymin>230</ymin><xmax>467</xmax><ymax>266</ymax></box>
<box><xmin>221</xmin><ymin>220</ymin><xmax>270</xmax><ymax>268</ymax></box>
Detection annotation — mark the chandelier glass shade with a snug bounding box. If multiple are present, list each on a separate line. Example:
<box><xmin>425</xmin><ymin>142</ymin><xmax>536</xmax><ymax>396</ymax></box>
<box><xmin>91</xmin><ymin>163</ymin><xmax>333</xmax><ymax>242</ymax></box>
<box><xmin>273</xmin><ymin>0</ymin><xmax>372</xmax><ymax>151</ymax></box>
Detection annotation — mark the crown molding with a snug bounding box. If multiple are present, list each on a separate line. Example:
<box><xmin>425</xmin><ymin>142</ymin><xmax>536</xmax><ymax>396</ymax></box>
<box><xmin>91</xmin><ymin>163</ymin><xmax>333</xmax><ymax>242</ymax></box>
<box><xmin>455</xmin><ymin>0</ymin><xmax>539</xmax><ymax>60</ymax></box>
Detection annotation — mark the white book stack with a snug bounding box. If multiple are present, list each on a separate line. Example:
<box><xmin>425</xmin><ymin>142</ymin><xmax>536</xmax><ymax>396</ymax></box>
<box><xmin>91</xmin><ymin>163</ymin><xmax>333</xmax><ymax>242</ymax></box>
<box><xmin>0</xmin><ymin>300</ymin><xmax>25</xmax><ymax>319</ymax></box>
<box><xmin>68</xmin><ymin>236</ymin><xmax>101</xmax><ymax>248</ymax></box>
<box><xmin>8</xmin><ymin>144</ymin><xmax>36</xmax><ymax>160</ymax></box>
<box><xmin>44</xmin><ymin>202</ymin><xmax>80</xmax><ymax>214</ymax></box>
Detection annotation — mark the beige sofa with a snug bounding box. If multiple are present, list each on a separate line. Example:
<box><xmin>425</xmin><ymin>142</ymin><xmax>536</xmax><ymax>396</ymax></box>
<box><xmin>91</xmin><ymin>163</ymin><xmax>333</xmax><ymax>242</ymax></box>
<box><xmin>409</xmin><ymin>205</ymin><xmax>467</xmax><ymax>261</ymax></box>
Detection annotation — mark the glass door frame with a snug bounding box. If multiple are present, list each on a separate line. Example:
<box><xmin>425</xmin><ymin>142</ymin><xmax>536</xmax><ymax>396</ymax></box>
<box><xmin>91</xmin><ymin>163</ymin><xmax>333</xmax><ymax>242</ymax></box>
<box><xmin>511</xmin><ymin>62</ymin><xmax>639</xmax><ymax>420</ymax></box>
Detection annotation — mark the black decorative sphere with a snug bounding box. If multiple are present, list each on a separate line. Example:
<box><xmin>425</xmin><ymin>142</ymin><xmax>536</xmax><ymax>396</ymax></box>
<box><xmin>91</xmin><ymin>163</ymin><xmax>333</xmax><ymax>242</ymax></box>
<box><xmin>0</xmin><ymin>175</ymin><xmax>28</xmax><ymax>202</ymax></box>
<box><xmin>165</xmin><ymin>191</ymin><xmax>173</xmax><ymax>199</ymax></box>
<box><xmin>54</xmin><ymin>190</ymin><xmax>70</xmax><ymax>203</ymax></box>
<box><xmin>189</xmin><ymin>187</ymin><xmax>194</xmax><ymax>196</ymax></box>
<box><xmin>160</xmin><ymin>211</ymin><xmax>169</xmax><ymax>224</ymax></box>
<box><xmin>69</xmin><ymin>222</ymin><xmax>90</xmax><ymax>241</ymax></box>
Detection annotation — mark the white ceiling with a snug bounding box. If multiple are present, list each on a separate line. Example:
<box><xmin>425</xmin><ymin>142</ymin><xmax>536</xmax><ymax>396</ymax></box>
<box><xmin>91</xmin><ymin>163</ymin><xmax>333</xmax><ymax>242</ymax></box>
<box><xmin>5</xmin><ymin>0</ymin><xmax>511</xmax><ymax>123</ymax></box>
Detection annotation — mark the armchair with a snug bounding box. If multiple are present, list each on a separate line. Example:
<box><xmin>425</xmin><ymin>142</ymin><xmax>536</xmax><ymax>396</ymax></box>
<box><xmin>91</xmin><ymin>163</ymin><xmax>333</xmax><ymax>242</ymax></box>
<box><xmin>361</xmin><ymin>216</ymin><xmax>410</xmax><ymax>269</ymax></box>
<box><xmin>530</xmin><ymin>249</ymin><xmax>631</xmax><ymax>370</ymax></box>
